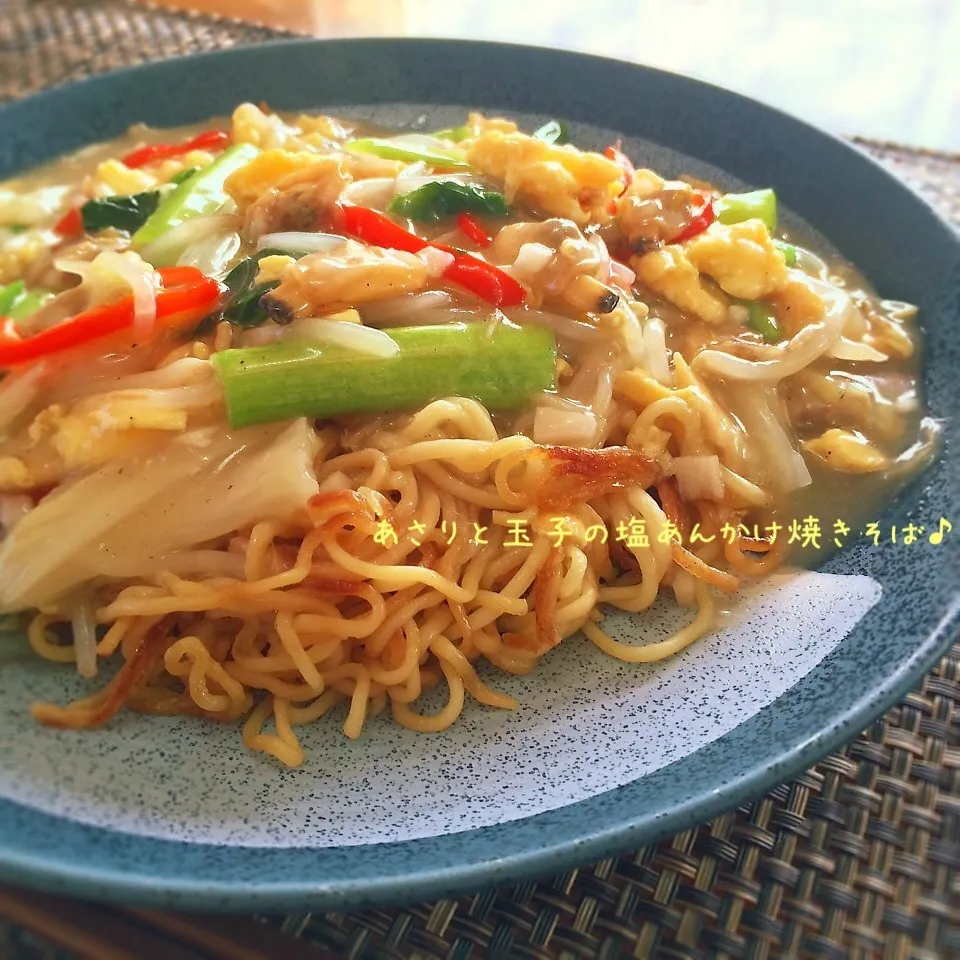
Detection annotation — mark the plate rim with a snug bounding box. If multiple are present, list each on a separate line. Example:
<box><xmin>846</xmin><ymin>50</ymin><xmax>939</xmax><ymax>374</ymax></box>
<box><xmin>0</xmin><ymin>36</ymin><xmax>957</xmax><ymax>912</ymax></box>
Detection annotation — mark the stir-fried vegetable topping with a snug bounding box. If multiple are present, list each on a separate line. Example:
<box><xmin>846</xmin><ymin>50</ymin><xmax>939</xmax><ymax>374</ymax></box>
<box><xmin>773</xmin><ymin>239</ymin><xmax>797</xmax><ymax>266</ymax></box>
<box><xmin>335</xmin><ymin>205</ymin><xmax>526</xmax><ymax>307</ymax></box>
<box><xmin>388</xmin><ymin>181</ymin><xmax>508</xmax><ymax>222</ymax></box>
<box><xmin>0</xmin><ymin>281</ymin><xmax>54</xmax><ymax>322</ymax></box>
<box><xmin>80</xmin><ymin>190</ymin><xmax>161</xmax><ymax>234</ymax></box>
<box><xmin>746</xmin><ymin>301</ymin><xmax>783</xmax><ymax>342</ymax></box>
<box><xmin>220</xmin><ymin>254</ymin><xmax>282</xmax><ymax>327</ymax></box>
<box><xmin>120</xmin><ymin>129</ymin><xmax>229</xmax><ymax>170</ymax></box>
<box><xmin>212</xmin><ymin>322</ymin><xmax>556</xmax><ymax>428</ymax></box>
<box><xmin>344</xmin><ymin>137</ymin><xmax>470</xmax><ymax>169</ymax></box>
<box><xmin>715</xmin><ymin>188</ymin><xmax>777</xmax><ymax>232</ymax></box>
<box><xmin>532</xmin><ymin>120</ymin><xmax>569</xmax><ymax>145</ymax></box>
<box><xmin>168</xmin><ymin>167</ymin><xmax>199</xmax><ymax>186</ymax></box>
<box><xmin>132</xmin><ymin>142</ymin><xmax>258</xmax><ymax>248</ymax></box>
<box><xmin>429</xmin><ymin>125</ymin><xmax>471</xmax><ymax>142</ymax></box>
<box><xmin>0</xmin><ymin>266</ymin><xmax>220</xmax><ymax>367</ymax></box>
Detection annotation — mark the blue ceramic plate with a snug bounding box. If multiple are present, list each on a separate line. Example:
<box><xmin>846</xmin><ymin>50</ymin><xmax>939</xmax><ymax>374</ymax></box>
<box><xmin>0</xmin><ymin>39</ymin><xmax>956</xmax><ymax>912</ymax></box>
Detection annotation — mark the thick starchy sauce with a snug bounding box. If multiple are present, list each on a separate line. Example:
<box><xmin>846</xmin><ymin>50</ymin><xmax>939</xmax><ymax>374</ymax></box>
<box><xmin>0</xmin><ymin>114</ymin><xmax>936</xmax><ymax>556</ymax></box>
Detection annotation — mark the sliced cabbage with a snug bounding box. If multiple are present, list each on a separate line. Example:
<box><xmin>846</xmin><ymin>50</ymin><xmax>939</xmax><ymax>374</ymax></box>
<box><xmin>0</xmin><ymin>419</ymin><xmax>319</xmax><ymax>611</ymax></box>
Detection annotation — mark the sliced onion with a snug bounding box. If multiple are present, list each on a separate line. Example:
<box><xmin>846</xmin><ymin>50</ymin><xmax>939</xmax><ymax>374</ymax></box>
<box><xmin>694</xmin><ymin>280</ymin><xmax>852</xmax><ymax>383</ymax></box>
<box><xmin>0</xmin><ymin>362</ymin><xmax>48</xmax><ymax>435</ymax></box>
<box><xmin>794</xmin><ymin>246</ymin><xmax>829</xmax><ymax>279</ymax></box>
<box><xmin>284</xmin><ymin>318</ymin><xmax>399</xmax><ymax>358</ymax></box>
<box><xmin>71</xmin><ymin>596</ymin><xmax>98</xmax><ymax>679</ymax></box>
<box><xmin>340</xmin><ymin>178</ymin><xmax>397</xmax><ymax>208</ymax></box>
<box><xmin>671</xmin><ymin>455</ymin><xmax>724</xmax><ymax>501</ymax></box>
<box><xmin>317</xmin><ymin>470</ymin><xmax>352</xmax><ymax>492</ymax></box>
<box><xmin>724</xmin><ymin>384</ymin><xmax>812</xmax><ymax>492</ymax></box>
<box><xmin>533</xmin><ymin>402</ymin><xmax>599</xmax><ymax>446</ymax></box>
<box><xmin>396</xmin><ymin>160</ymin><xmax>429</xmax><ymax>180</ymax></box>
<box><xmin>387</xmin><ymin>134</ymin><xmax>465</xmax><ymax>155</ymax></box>
<box><xmin>257</xmin><ymin>232</ymin><xmax>346</xmax><ymax>255</ymax></box>
<box><xmin>512</xmin><ymin>242</ymin><xmax>554</xmax><ymax>279</ymax></box>
<box><xmin>178</xmin><ymin>231</ymin><xmax>240</xmax><ymax>278</ymax></box>
<box><xmin>417</xmin><ymin>246</ymin><xmax>455</xmax><ymax>278</ymax></box>
<box><xmin>361</xmin><ymin>291</ymin><xmax>455</xmax><ymax>325</ymax></box>
<box><xmin>398</xmin><ymin>173</ymin><xmax>484</xmax><ymax>190</ymax></box>
<box><xmin>97</xmin><ymin>251</ymin><xmax>157</xmax><ymax>337</ymax></box>
<box><xmin>829</xmin><ymin>337</ymin><xmax>888</xmax><ymax>362</ymax></box>
<box><xmin>0</xmin><ymin>494</ymin><xmax>32</xmax><ymax>532</ymax></box>
<box><xmin>643</xmin><ymin>317</ymin><xmax>672</xmax><ymax>385</ymax></box>
<box><xmin>502</xmin><ymin>306</ymin><xmax>599</xmax><ymax>343</ymax></box>
<box><xmin>139</xmin><ymin>214</ymin><xmax>239</xmax><ymax>268</ymax></box>
<box><xmin>609</xmin><ymin>259</ymin><xmax>636</xmax><ymax>289</ymax></box>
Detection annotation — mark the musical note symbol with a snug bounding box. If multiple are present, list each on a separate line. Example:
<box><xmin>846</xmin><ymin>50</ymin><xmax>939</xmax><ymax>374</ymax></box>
<box><xmin>928</xmin><ymin>517</ymin><xmax>952</xmax><ymax>545</ymax></box>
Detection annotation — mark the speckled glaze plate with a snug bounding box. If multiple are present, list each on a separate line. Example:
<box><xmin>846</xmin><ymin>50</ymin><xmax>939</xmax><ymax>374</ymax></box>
<box><xmin>0</xmin><ymin>39</ymin><xmax>956</xmax><ymax>912</ymax></box>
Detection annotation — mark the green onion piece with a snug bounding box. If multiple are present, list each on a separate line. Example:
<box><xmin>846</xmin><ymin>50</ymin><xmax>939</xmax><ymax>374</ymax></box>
<box><xmin>168</xmin><ymin>166</ymin><xmax>199</xmax><ymax>186</ymax></box>
<box><xmin>773</xmin><ymin>239</ymin><xmax>797</xmax><ymax>266</ymax></box>
<box><xmin>532</xmin><ymin>120</ymin><xmax>569</xmax><ymax>145</ymax></box>
<box><xmin>81</xmin><ymin>190</ymin><xmax>161</xmax><ymax>234</ymax></box>
<box><xmin>429</xmin><ymin>125</ymin><xmax>471</xmax><ymax>142</ymax></box>
<box><xmin>8</xmin><ymin>226</ymin><xmax>27</xmax><ymax>235</ymax></box>
<box><xmin>0</xmin><ymin>281</ymin><xmax>25</xmax><ymax>315</ymax></box>
<box><xmin>8</xmin><ymin>289</ymin><xmax>53</xmax><ymax>322</ymax></box>
<box><xmin>715</xmin><ymin>188</ymin><xmax>777</xmax><ymax>232</ymax></box>
<box><xmin>212</xmin><ymin>322</ymin><xmax>557</xmax><ymax>428</ymax></box>
<box><xmin>746</xmin><ymin>302</ymin><xmax>783</xmax><ymax>343</ymax></box>
<box><xmin>388</xmin><ymin>181</ymin><xmax>508</xmax><ymax>222</ymax></box>
<box><xmin>344</xmin><ymin>137</ymin><xmax>470</xmax><ymax>170</ymax></box>
<box><xmin>132</xmin><ymin>142</ymin><xmax>259</xmax><ymax>248</ymax></box>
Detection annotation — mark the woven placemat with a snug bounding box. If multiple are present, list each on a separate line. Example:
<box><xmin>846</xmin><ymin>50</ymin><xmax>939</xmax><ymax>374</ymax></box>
<box><xmin>0</xmin><ymin>3</ymin><xmax>957</xmax><ymax>959</ymax></box>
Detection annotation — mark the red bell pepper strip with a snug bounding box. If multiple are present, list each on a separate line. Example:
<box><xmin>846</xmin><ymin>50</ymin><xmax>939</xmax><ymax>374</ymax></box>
<box><xmin>456</xmin><ymin>211</ymin><xmax>492</xmax><ymax>248</ymax></box>
<box><xmin>120</xmin><ymin>130</ymin><xmax>230</xmax><ymax>170</ymax></box>
<box><xmin>670</xmin><ymin>193</ymin><xmax>716</xmax><ymax>244</ymax></box>
<box><xmin>336</xmin><ymin>205</ymin><xmax>525</xmax><ymax>307</ymax></box>
<box><xmin>53</xmin><ymin>207</ymin><xmax>83</xmax><ymax>237</ymax></box>
<box><xmin>0</xmin><ymin>266</ymin><xmax>222</xmax><ymax>368</ymax></box>
<box><xmin>604</xmin><ymin>143</ymin><xmax>635</xmax><ymax>190</ymax></box>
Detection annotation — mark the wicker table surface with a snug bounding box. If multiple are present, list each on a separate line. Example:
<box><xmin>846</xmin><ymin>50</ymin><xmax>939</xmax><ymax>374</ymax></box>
<box><xmin>0</xmin><ymin>2</ymin><xmax>957</xmax><ymax>958</ymax></box>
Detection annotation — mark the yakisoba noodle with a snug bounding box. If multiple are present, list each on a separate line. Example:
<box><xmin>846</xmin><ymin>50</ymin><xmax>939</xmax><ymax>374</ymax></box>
<box><xmin>0</xmin><ymin>105</ymin><xmax>935</xmax><ymax>765</ymax></box>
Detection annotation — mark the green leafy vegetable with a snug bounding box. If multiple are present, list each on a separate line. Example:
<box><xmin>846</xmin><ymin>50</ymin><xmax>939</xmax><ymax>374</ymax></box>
<box><xmin>532</xmin><ymin>120</ymin><xmax>569</xmax><ymax>145</ymax></box>
<box><xmin>220</xmin><ymin>252</ymin><xmax>286</xmax><ymax>328</ymax></box>
<box><xmin>80</xmin><ymin>190</ymin><xmax>161</xmax><ymax>234</ymax></box>
<box><xmin>0</xmin><ymin>281</ymin><xmax>52</xmax><ymax>321</ymax></box>
<box><xmin>344</xmin><ymin>137</ymin><xmax>470</xmax><ymax>169</ymax></box>
<box><xmin>429</xmin><ymin>125</ymin><xmax>471</xmax><ymax>142</ymax></box>
<box><xmin>715</xmin><ymin>188</ymin><xmax>777</xmax><ymax>232</ymax></box>
<box><xmin>0</xmin><ymin>281</ymin><xmax>25</xmax><ymax>315</ymax></box>
<box><xmin>212</xmin><ymin>323</ymin><xmax>557</xmax><ymax>428</ymax></box>
<box><xmin>388</xmin><ymin>181</ymin><xmax>508</xmax><ymax>222</ymax></box>
<box><xmin>773</xmin><ymin>239</ymin><xmax>797</xmax><ymax>266</ymax></box>
<box><xmin>746</xmin><ymin>302</ymin><xmax>782</xmax><ymax>342</ymax></box>
<box><xmin>168</xmin><ymin>167</ymin><xmax>199</xmax><ymax>186</ymax></box>
<box><xmin>132</xmin><ymin>142</ymin><xmax>259</xmax><ymax>248</ymax></box>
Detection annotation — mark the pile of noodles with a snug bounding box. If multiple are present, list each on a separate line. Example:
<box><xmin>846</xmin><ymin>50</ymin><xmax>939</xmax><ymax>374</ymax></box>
<box><xmin>5</xmin><ymin>311</ymin><xmax>796</xmax><ymax>767</ymax></box>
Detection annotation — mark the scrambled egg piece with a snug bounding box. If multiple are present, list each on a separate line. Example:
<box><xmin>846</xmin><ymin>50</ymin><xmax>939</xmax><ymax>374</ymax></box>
<box><xmin>231</xmin><ymin>104</ymin><xmax>352</xmax><ymax>154</ymax></box>
<box><xmin>0</xmin><ymin>400</ymin><xmax>188</xmax><ymax>492</ymax></box>
<box><xmin>684</xmin><ymin>220</ymin><xmax>788</xmax><ymax>300</ymax></box>
<box><xmin>803</xmin><ymin>428</ymin><xmax>888</xmax><ymax>473</ymax></box>
<box><xmin>465</xmin><ymin>112</ymin><xmax>518</xmax><ymax>137</ymax></box>
<box><xmin>770</xmin><ymin>273</ymin><xmax>825</xmax><ymax>333</ymax></box>
<box><xmin>225</xmin><ymin>150</ymin><xmax>334</xmax><ymax>210</ymax></box>
<box><xmin>632</xmin><ymin>246</ymin><xmax>729</xmax><ymax>325</ymax></box>
<box><xmin>614</xmin><ymin>369</ymin><xmax>674</xmax><ymax>409</ymax></box>
<box><xmin>0</xmin><ymin>230</ymin><xmax>55</xmax><ymax>286</ymax></box>
<box><xmin>86</xmin><ymin>159</ymin><xmax>157</xmax><ymax>199</ymax></box>
<box><xmin>255</xmin><ymin>254</ymin><xmax>295</xmax><ymax>285</ymax></box>
<box><xmin>465</xmin><ymin>130</ymin><xmax>624</xmax><ymax>225</ymax></box>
